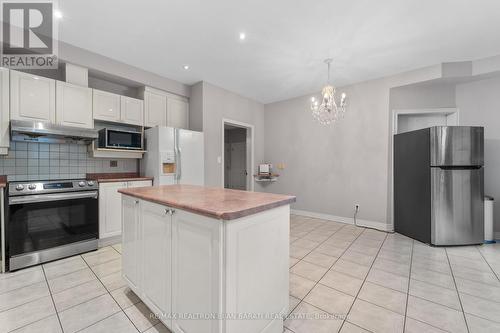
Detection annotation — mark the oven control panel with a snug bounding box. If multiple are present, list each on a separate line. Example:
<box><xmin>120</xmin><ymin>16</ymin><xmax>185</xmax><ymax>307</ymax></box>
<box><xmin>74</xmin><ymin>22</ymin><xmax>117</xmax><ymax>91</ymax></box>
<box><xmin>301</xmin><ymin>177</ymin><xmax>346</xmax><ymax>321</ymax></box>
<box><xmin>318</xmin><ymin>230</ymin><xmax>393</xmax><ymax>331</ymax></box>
<box><xmin>9</xmin><ymin>179</ymin><xmax>99</xmax><ymax>196</ymax></box>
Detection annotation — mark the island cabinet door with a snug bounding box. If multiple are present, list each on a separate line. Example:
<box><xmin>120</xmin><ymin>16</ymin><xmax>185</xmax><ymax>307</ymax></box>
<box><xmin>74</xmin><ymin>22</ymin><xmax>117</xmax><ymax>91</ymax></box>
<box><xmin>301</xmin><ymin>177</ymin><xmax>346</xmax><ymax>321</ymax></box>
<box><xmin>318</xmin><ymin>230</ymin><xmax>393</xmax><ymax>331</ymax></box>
<box><xmin>141</xmin><ymin>201</ymin><xmax>172</xmax><ymax>323</ymax></box>
<box><xmin>122</xmin><ymin>196</ymin><xmax>141</xmax><ymax>292</ymax></box>
<box><xmin>171</xmin><ymin>209</ymin><xmax>223</xmax><ymax>333</ymax></box>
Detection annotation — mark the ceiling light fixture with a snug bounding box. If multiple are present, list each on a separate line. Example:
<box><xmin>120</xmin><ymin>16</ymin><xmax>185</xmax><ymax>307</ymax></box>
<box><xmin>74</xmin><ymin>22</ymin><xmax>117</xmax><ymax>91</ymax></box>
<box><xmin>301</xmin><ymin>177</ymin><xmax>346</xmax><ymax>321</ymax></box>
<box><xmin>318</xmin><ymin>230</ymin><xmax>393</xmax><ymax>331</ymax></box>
<box><xmin>239</xmin><ymin>32</ymin><xmax>246</xmax><ymax>41</ymax></box>
<box><xmin>54</xmin><ymin>10</ymin><xmax>63</xmax><ymax>19</ymax></box>
<box><xmin>183</xmin><ymin>65</ymin><xmax>190</xmax><ymax>70</ymax></box>
<box><xmin>310</xmin><ymin>59</ymin><xmax>347</xmax><ymax>125</ymax></box>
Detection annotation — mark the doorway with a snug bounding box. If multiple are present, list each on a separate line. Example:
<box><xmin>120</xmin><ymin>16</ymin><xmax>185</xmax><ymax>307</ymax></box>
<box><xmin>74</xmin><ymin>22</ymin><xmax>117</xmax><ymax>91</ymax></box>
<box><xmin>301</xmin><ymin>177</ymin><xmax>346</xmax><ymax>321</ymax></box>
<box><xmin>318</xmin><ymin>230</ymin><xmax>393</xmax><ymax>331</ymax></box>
<box><xmin>222</xmin><ymin>119</ymin><xmax>254</xmax><ymax>191</ymax></box>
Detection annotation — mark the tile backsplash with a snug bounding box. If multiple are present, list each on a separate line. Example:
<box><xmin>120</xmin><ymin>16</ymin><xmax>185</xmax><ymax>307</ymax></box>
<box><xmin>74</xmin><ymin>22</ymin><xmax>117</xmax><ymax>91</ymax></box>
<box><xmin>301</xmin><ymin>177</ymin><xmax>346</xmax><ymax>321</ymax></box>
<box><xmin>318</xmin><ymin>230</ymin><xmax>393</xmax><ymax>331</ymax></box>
<box><xmin>0</xmin><ymin>142</ymin><xmax>138</xmax><ymax>181</ymax></box>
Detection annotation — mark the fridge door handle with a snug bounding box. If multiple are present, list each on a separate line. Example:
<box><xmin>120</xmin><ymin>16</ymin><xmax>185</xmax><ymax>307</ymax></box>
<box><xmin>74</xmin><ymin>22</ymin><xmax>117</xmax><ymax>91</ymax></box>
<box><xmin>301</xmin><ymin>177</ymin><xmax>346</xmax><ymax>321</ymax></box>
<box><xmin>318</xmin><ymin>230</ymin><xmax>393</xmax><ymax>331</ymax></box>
<box><xmin>174</xmin><ymin>128</ymin><xmax>182</xmax><ymax>182</ymax></box>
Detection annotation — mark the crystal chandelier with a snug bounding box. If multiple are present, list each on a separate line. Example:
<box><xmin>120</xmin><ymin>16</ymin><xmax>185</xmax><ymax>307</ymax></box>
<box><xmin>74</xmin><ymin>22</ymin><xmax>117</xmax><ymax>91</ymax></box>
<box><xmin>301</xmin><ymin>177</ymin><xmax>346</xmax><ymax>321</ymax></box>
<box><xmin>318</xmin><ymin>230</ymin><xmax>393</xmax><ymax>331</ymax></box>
<box><xmin>310</xmin><ymin>59</ymin><xmax>347</xmax><ymax>125</ymax></box>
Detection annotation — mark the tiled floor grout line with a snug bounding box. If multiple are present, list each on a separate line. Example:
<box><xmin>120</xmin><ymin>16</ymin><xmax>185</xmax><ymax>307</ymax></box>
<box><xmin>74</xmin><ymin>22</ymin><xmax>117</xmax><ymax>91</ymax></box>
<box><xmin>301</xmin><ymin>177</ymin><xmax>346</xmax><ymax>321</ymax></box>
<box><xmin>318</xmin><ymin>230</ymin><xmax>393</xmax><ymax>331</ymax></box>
<box><xmin>41</xmin><ymin>264</ymin><xmax>65</xmax><ymax>333</ymax></box>
<box><xmin>402</xmin><ymin>240</ymin><xmax>414</xmax><ymax>332</ymax></box>
<box><xmin>337</xmin><ymin>231</ymin><xmax>389</xmax><ymax>333</ymax></box>
<box><xmin>444</xmin><ymin>248</ymin><xmax>471</xmax><ymax>333</ymax></box>
<box><xmin>80</xmin><ymin>249</ymin><xmax>142</xmax><ymax>333</ymax></box>
<box><xmin>475</xmin><ymin>245</ymin><xmax>500</xmax><ymax>282</ymax></box>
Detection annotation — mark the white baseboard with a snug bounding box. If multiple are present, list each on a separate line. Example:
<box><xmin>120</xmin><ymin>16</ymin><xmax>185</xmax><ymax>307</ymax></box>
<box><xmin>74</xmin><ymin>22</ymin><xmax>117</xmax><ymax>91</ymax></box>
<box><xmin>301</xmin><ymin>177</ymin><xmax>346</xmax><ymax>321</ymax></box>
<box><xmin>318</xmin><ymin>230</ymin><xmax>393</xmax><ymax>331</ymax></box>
<box><xmin>495</xmin><ymin>232</ymin><xmax>500</xmax><ymax>240</ymax></box>
<box><xmin>98</xmin><ymin>235</ymin><xmax>121</xmax><ymax>248</ymax></box>
<box><xmin>291</xmin><ymin>209</ymin><xmax>393</xmax><ymax>232</ymax></box>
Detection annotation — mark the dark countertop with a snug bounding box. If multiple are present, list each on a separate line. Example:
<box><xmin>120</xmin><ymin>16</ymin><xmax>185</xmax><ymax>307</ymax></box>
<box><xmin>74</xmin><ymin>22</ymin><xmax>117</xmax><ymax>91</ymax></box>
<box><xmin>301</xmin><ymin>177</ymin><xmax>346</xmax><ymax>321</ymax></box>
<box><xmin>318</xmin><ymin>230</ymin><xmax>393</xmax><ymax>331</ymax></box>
<box><xmin>119</xmin><ymin>184</ymin><xmax>296</xmax><ymax>220</ymax></box>
<box><xmin>86</xmin><ymin>173</ymin><xmax>154</xmax><ymax>183</ymax></box>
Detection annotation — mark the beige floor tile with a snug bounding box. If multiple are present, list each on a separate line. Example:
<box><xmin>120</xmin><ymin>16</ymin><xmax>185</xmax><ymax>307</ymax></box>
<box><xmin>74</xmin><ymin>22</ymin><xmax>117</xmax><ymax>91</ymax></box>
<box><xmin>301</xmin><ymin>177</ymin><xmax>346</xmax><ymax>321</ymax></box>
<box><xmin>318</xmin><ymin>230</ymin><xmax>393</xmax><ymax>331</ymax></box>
<box><xmin>406</xmin><ymin>295</ymin><xmax>467</xmax><ymax>333</ymax></box>
<box><xmin>124</xmin><ymin>302</ymin><xmax>160</xmax><ymax>332</ymax></box>
<box><xmin>340</xmin><ymin>321</ymin><xmax>371</xmax><ymax>332</ymax></box>
<box><xmin>0</xmin><ymin>265</ymin><xmax>41</xmax><ymax>280</ymax></box>
<box><xmin>358</xmin><ymin>282</ymin><xmax>407</xmax><ymax>315</ymax></box>
<box><xmin>110</xmin><ymin>286</ymin><xmax>141</xmax><ymax>310</ymax></box>
<box><xmin>289</xmin><ymin>273</ymin><xmax>316</xmax><ymax>299</ymax></box>
<box><xmin>348</xmin><ymin>244</ymin><xmax>380</xmax><ymax>256</ymax></box>
<box><xmin>460</xmin><ymin>293</ymin><xmax>500</xmax><ymax>323</ymax></box>
<box><xmin>376</xmin><ymin>249</ymin><xmax>411</xmax><ymax>264</ymax></box>
<box><xmin>347</xmin><ymin>299</ymin><xmax>404</xmax><ymax>333</ymax></box>
<box><xmin>455</xmin><ymin>277</ymin><xmax>500</xmax><ymax>303</ymax></box>
<box><xmin>304</xmin><ymin>284</ymin><xmax>354</xmax><ymax>315</ymax></box>
<box><xmin>290</xmin><ymin>245</ymin><xmax>312</xmax><ymax>259</ymax></box>
<box><xmin>10</xmin><ymin>315</ymin><xmax>62</xmax><ymax>333</ymax></box>
<box><xmin>290</xmin><ymin>257</ymin><xmax>299</xmax><ymax>268</ymax></box>
<box><xmin>52</xmin><ymin>279</ymin><xmax>107</xmax><ymax>312</ymax></box>
<box><xmin>144</xmin><ymin>322</ymin><xmax>171</xmax><ymax>333</ymax></box>
<box><xmin>285</xmin><ymin>301</ymin><xmax>344</xmax><ymax>333</ymax></box>
<box><xmin>372</xmin><ymin>258</ymin><xmax>410</xmax><ymax>277</ymax></box>
<box><xmin>411</xmin><ymin>257</ymin><xmax>451</xmax><ymax>275</ymax></box>
<box><xmin>323</xmin><ymin>239</ymin><xmax>354</xmax><ymax>249</ymax></box>
<box><xmin>0</xmin><ymin>296</ymin><xmax>55</xmax><ymax>333</ymax></box>
<box><xmin>465</xmin><ymin>313</ymin><xmax>500</xmax><ymax>333</ymax></box>
<box><xmin>315</xmin><ymin>243</ymin><xmax>347</xmax><ymax>257</ymax></box>
<box><xmin>100</xmin><ymin>270</ymin><xmax>127</xmax><ymax>291</ymax></box>
<box><xmin>90</xmin><ymin>258</ymin><xmax>122</xmax><ymax>279</ymax></box>
<box><xmin>340</xmin><ymin>249</ymin><xmax>375</xmax><ymax>267</ymax></box>
<box><xmin>290</xmin><ymin>261</ymin><xmax>329</xmax><ymax>282</ymax></box>
<box><xmin>410</xmin><ymin>267</ymin><xmax>455</xmax><ymax>290</ymax></box>
<box><xmin>446</xmin><ymin>246</ymin><xmax>482</xmax><ymax>260</ymax></box>
<box><xmin>47</xmin><ymin>268</ymin><xmax>96</xmax><ymax>294</ymax></box>
<box><xmin>59</xmin><ymin>294</ymin><xmax>121</xmax><ymax>333</ymax></box>
<box><xmin>0</xmin><ymin>281</ymin><xmax>49</xmax><ymax>312</ymax></box>
<box><xmin>293</xmin><ymin>238</ymin><xmax>321</xmax><ymax>250</ymax></box>
<box><xmin>303</xmin><ymin>232</ymin><xmax>331</xmax><ymax>243</ymax></box>
<box><xmin>451</xmin><ymin>265</ymin><xmax>500</xmax><ymax>286</ymax></box>
<box><xmin>448</xmin><ymin>255</ymin><xmax>492</xmax><ymax>272</ymax></box>
<box><xmin>404</xmin><ymin>318</ymin><xmax>447</xmax><ymax>333</ymax></box>
<box><xmin>83</xmin><ymin>247</ymin><xmax>121</xmax><ymax>267</ymax></box>
<box><xmin>43</xmin><ymin>256</ymin><xmax>87</xmax><ymax>280</ymax></box>
<box><xmin>320</xmin><ymin>270</ymin><xmax>364</xmax><ymax>296</ymax></box>
<box><xmin>112</xmin><ymin>243</ymin><xmax>122</xmax><ymax>254</ymax></box>
<box><xmin>331</xmin><ymin>259</ymin><xmax>370</xmax><ymax>279</ymax></box>
<box><xmin>0</xmin><ymin>268</ymin><xmax>45</xmax><ymax>294</ymax></box>
<box><xmin>366</xmin><ymin>268</ymin><xmax>409</xmax><ymax>293</ymax></box>
<box><xmin>409</xmin><ymin>279</ymin><xmax>461</xmax><ymax>310</ymax></box>
<box><xmin>303</xmin><ymin>251</ymin><xmax>338</xmax><ymax>268</ymax></box>
<box><xmin>79</xmin><ymin>311</ymin><xmax>137</xmax><ymax>333</ymax></box>
<box><xmin>288</xmin><ymin>295</ymin><xmax>301</xmax><ymax>316</ymax></box>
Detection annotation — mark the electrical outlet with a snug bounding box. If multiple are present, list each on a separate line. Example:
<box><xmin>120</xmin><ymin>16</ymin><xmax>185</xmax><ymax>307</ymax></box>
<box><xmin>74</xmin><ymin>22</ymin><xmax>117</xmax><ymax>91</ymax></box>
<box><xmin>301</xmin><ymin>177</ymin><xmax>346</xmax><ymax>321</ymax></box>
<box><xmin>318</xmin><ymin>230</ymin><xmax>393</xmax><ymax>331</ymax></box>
<box><xmin>110</xmin><ymin>160</ymin><xmax>118</xmax><ymax>168</ymax></box>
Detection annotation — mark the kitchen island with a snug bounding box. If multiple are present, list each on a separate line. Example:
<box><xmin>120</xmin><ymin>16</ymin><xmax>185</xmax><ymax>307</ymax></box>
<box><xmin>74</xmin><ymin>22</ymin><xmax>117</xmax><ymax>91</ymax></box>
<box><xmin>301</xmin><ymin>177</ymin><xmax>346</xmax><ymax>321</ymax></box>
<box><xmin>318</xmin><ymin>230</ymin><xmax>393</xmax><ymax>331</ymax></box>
<box><xmin>118</xmin><ymin>185</ymin><xmax>296</xmax><ymax>333</ymax></box>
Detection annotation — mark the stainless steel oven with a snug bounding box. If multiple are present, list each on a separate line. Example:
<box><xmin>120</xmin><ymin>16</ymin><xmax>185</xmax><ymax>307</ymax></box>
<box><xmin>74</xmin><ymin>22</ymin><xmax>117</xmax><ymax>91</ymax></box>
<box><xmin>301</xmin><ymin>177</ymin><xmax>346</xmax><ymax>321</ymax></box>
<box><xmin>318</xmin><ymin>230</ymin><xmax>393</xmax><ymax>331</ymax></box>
<box><xmin>98</xmin><ymin>128</ymin><xmax>143</xmax><ymax>150</ymax></box>
<box><xmin>6</xmin><ymin>179</ymin><xmax>99</xmax><ymax>271</ymax></box>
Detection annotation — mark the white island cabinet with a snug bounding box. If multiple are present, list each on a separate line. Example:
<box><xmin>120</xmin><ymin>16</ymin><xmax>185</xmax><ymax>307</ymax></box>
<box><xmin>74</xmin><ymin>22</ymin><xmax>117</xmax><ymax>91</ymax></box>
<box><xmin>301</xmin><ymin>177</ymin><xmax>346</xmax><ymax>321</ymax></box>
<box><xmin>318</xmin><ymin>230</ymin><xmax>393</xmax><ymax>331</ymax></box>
<box><xmin>120</xmin><ymin>185</ymin><xmax>295</xmax><ymax>333</ymax></box>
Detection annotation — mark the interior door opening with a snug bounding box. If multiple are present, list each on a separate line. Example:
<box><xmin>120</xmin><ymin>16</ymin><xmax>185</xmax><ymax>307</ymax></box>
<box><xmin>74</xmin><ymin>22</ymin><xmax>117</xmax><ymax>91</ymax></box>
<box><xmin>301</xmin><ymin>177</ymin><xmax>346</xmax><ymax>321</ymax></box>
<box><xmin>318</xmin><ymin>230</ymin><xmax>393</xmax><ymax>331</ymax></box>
<box><xmin>224</xmin><ymin>124</ymin><xmax>248</xmax><ymax>190</ymax></box>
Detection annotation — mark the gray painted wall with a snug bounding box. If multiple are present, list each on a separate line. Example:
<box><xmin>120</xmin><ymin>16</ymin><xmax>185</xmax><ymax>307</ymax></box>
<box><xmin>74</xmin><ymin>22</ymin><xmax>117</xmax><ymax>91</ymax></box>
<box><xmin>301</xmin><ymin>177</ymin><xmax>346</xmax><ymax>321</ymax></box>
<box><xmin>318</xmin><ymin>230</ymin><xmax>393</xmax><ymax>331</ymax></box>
<box><xmin>456</xmin><ymin>76</ymin><xmax>500</xmax><ymax>234</ymax></box>
<box><xmin>190</xmin><ymin>82</ymin><xmax>266</xmax><ymax>190</ymax></box>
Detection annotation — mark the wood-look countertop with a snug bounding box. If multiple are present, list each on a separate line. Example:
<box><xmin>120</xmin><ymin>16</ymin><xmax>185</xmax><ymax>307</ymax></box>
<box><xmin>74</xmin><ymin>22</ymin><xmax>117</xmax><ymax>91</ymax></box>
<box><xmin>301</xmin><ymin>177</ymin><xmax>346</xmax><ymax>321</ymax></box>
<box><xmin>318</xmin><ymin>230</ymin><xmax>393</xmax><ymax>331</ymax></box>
<box><xmin>86</xmin><ymin>173</ymin><xmax>154</xmax><ymax>183</ymax></box>
<box><xmin>118</xmin><ymin>184</ymin><xmax>296</xmax><ymax>220</ymax></box>
<box><xmin>0</xmin><ymin>175</ymin><xmax>6</xmax><ymax>188</ymax></box>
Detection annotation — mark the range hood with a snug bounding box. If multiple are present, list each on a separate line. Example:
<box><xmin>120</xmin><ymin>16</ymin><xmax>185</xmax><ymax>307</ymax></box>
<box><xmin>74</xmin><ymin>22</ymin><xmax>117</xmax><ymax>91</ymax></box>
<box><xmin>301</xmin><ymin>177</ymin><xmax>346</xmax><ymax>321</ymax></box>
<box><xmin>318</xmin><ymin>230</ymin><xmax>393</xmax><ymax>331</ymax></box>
<box><xmin>10</xmin><ymin>120</ymin><xmax>98</xmax><ymax>144</ymax></box>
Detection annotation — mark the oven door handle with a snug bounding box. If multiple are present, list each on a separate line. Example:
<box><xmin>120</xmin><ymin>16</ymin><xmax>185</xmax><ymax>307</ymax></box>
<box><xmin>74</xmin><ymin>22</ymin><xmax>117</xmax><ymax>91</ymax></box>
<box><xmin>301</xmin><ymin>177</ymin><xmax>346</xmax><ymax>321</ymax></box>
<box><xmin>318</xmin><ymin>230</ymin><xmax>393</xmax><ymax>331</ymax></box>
<box><xmin>9</xmin><ymin>191</ymin><xmax>99</xmax><ymax>205</ymax></box>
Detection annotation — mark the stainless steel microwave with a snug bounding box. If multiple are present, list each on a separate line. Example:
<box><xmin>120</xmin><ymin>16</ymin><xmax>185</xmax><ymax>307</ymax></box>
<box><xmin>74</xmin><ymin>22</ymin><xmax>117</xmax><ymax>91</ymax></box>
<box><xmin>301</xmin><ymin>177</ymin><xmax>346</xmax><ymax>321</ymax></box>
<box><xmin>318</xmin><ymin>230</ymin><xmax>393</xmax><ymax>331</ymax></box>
<box><xmin>98</xmin><ymin>128</ymin><xmax>143</xmax><ymax>150</ymax></box>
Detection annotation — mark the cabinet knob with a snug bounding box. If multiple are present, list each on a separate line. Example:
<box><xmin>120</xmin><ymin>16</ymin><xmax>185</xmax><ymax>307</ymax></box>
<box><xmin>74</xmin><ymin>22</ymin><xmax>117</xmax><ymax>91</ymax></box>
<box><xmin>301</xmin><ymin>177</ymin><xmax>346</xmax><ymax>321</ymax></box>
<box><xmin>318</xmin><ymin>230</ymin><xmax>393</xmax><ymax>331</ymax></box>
<box><xmin>134</xmin><ymin>200</ymin><xmax>139</xmax><ymax>204</ymax></box>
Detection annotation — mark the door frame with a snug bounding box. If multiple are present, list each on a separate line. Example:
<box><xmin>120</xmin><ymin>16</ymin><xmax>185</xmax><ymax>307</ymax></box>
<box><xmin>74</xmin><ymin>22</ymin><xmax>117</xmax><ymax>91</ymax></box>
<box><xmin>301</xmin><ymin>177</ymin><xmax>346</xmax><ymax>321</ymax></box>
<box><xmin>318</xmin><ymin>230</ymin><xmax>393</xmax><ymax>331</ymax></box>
<box><xmin>389</xmin><ymin>108</ymin><xmax>459</xmax><ymax>231</ymax></box>
<box><xmin>221</xmin><ymin>119</ymin><xmax>254</xmax><ymax>191</ymax></box>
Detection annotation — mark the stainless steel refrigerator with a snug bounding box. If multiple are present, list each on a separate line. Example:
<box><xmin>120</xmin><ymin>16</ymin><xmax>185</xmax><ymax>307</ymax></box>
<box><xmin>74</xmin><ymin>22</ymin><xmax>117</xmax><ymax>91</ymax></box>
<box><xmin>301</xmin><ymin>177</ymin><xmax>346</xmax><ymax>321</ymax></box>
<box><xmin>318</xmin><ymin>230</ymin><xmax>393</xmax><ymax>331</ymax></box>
<box><xmin>394</xmin><ymin>126</ymin><xmax>484</xmax><ymax>246</ymax></box>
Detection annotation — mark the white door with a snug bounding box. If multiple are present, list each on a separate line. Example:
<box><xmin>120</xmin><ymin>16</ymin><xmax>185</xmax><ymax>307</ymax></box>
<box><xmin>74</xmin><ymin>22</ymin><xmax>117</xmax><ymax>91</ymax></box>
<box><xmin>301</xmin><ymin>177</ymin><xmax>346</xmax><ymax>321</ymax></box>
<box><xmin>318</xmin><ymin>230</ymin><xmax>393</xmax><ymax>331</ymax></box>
<box><xmin>56</xmin><ymin>81</ymin><xmax>93</xmax><ymax>128</ymax></box>
<box><xmin>141</xmin><ymin>201</ymin><xmax>172</xmax><ymax>321</ymax></box>
<box><xmin>10</xmin><ymin>70</ymin><xmax>55</xmax><ymax>122</ymax></box>
<box><xmin>120</xmin><ymin>96</ymin><xmax>144</xmax><ymax>126</ymax></box>
<box><xmin>177</xmin><ymin>129</ymin><xmax>204</xmax><ymax>185</ymax></box>
<box><xmin>144</xmin><ymin>91</ymin><xmax>166</xmax><ymax>127</ymax></box>
<box><xmin>0</xmin><ymin>68</ymin><xmax>9</xmax><ymax>153</ymax></box>
<box><xmin>122</xmin><ymin>196</ymin><xmax>141</xmax><ymax>291</ymax></box>
<box><xmin>229</xmin><ymin>142</ymin><xmax>246</xmax><ymax>190</ymax></box>
<box><xmin>172</xmin><ymin>209</ymin><xmax>221</xmax><ymax>333</ymax></box>
<box><xmin>93</xmin><ymin>89</ymin><xmax>120</xmax><ymax>122</ymax></box>
<box><xmin>99</xmin><ymin>182</ymin><xmax>127</xmax><ymax>238</ymax></box>
<box><xmin>167</xmin><ymin>97</ymin><xmax>188</xmax><ymax>129</ymax></box>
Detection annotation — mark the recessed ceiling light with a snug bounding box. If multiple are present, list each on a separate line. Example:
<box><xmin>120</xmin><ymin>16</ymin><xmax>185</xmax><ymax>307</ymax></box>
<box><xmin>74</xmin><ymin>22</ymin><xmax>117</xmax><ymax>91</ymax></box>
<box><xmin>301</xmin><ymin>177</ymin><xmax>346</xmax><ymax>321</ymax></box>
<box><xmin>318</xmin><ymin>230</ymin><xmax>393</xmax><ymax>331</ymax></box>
<box><xmin>239</xmin><ymin>32</ymin><xmax>246</xmax><ymax>41</ymax></box>
<box><xmin>183</xmin><ymin>65</ymin><xmax>190</xmax><ymax>70</ymax></box>
<box><xmin>54</xmin><ymin>10</ymin><xmax>63</xmax><ymax>19</ymax></box>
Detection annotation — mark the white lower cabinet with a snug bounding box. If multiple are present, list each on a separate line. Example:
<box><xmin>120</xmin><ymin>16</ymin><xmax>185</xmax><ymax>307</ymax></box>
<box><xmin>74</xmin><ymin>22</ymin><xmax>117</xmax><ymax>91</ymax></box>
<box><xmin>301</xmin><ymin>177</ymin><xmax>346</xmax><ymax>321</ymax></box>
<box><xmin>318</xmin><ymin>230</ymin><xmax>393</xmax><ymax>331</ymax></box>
<box><xmin>122</xmin><ymin>196</ymin><xmax>141</xmax><ymax>290</ymax></box>
<box><xmin>99</xmin><ymin>180</ymin><xmax>152</xmax><ymax>239</ymax></box>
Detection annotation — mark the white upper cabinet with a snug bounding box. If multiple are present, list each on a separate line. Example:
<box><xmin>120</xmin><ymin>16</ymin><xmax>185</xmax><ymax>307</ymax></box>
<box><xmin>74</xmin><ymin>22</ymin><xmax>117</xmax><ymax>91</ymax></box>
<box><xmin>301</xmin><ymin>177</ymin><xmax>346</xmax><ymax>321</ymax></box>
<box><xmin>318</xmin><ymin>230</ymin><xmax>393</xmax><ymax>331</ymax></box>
<box><xmin>10</xmin><ymin>70</ymin><xmax>55</xmax><ymax>123</ymax></box>
<box><xmin>120</xmin><ymin>96</ymin><xmax>144</xmax><ymax>126</ymax></box>
<box><xmin>167</xmin><ymin>96</ymin><xmax>189</xmax><ymax>129</ymax></box>
<box><xmin>93</xmin><ymin>89</ymin><xmax>120</xmax><ymax>122</ymax></box>
<box><xmin>56</xmin><ymin>81</ymin><xmax>93</xmax><ymax>128</ymax></box>
<box><xmin>0</xmin><ymin>68</ymin><xmax>9</xmax><ymax>154</ymax></box>
<box><xmin>143</xmin><ymin>88</ymin><xmax>167</xmax><ymax>128</ymax></box>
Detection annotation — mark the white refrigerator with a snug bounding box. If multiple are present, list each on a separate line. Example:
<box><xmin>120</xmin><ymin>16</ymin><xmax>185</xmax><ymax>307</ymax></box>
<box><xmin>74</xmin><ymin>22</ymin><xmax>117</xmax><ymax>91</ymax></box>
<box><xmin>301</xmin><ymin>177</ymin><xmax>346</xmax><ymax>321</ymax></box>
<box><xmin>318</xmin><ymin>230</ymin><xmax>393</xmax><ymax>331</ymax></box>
<box><xmin>141</xmin><ymin>127</ymin><xmax>204</xmax><ymax>186</ymax></box>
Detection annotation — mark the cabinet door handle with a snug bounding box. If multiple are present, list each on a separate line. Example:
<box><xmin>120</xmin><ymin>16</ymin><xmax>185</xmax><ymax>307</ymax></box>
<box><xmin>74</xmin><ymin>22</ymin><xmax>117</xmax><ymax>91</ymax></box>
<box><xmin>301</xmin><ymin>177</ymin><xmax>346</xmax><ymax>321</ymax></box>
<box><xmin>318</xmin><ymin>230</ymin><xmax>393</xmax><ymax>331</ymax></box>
<box><xmin>164</xmin><ymin>208</ymin><xmax>169</xmax><ymax>215</ymax></box>
<box><xmin>169</xmin><ymin>209</ymin><xmax>175</xmax><ymax>215</ymax></box>
<box><xmin>134</xmin><ymin>200</ymin><xmax>139</xmax><ymax>204</ymax></box>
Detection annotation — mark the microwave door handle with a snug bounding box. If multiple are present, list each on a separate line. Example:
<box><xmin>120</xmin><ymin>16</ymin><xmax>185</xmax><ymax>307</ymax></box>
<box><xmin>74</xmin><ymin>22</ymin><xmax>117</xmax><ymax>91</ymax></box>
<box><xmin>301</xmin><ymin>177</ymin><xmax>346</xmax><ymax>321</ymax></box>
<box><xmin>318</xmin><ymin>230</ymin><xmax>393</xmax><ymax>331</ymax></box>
<box><xmin>9</xmin><ymin>191</ymin><xmax>98</xmax><ymax>205</ymax></box>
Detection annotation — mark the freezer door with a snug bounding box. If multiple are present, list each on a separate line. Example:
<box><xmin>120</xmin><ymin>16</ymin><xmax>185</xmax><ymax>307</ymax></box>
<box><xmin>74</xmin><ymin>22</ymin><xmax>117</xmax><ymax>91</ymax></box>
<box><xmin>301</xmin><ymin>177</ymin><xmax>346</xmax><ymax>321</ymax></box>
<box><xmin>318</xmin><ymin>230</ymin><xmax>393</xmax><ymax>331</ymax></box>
<box><xmin>175</xmin><ymin>129</ymin><xmax>205</xmax><ymax>185</ymax></box>
<box><xmin>431</xmin><ymin>167</ymin><xmax>484</xmax><ymax>245</ymax></box>
<box><xmin>430</xmin><ymin>126</ymin><xmax>484</xmax><ymax>166</ymax></box>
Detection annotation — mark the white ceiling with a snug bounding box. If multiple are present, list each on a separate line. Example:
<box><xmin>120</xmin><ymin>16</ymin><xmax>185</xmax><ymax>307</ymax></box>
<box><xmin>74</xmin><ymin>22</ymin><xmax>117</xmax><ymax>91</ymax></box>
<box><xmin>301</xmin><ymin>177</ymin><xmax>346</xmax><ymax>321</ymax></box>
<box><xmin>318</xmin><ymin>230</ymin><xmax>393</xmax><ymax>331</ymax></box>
<box><xmin>58</xmin><ymin>0</ymin><xmax>500</xmax><ymax>103</ymax></box>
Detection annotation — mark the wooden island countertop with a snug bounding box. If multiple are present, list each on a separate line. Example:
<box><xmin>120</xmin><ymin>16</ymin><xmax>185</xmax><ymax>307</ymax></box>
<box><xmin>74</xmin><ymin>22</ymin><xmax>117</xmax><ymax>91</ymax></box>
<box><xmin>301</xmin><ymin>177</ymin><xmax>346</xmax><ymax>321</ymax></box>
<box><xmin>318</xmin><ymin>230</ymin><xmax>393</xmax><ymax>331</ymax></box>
<box><xmin>118</xmin><ymin>184</ymin><xmax>296</xmax><ymax>220</ymax></box>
